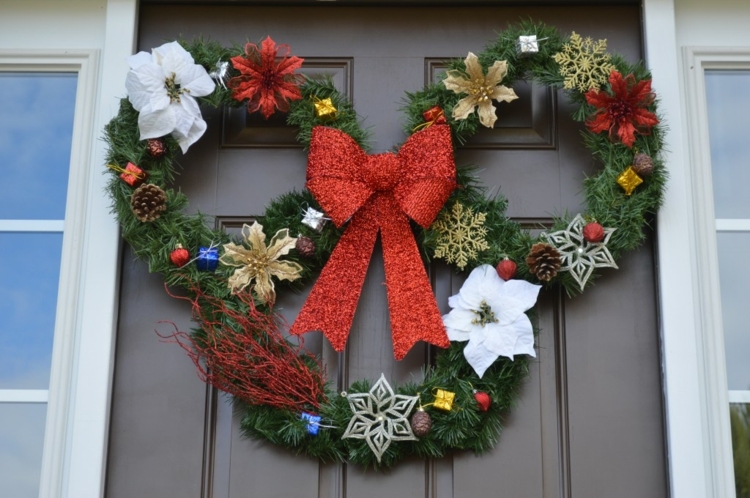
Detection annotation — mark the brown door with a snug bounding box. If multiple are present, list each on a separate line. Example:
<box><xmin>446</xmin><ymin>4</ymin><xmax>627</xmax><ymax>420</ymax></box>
<box><xmin>107</xmin><ymin>4</ymin><xmax>667</xmax><ymax>498</ymax></box>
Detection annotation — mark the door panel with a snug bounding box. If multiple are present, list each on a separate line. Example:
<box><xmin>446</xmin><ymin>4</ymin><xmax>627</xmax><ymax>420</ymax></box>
<box><xmin>107</xmin><ymin>5</ymin><xmax>667</xmax><ymax>498</ymax></box>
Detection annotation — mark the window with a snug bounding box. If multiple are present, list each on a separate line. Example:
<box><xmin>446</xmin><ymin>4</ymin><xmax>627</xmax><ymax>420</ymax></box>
<box><xmin>0</xmin><ymin>72</ymin><xmax>77</xmax><ymax>497</ymax></box>
<box><xmin>705</xmin><ymin>69</ymin><xmax>750</xmax><ymax>498</ymax></box>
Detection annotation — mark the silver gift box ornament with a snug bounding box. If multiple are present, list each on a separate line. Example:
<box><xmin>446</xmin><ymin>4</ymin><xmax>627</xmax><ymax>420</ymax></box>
<box><xmin>517</xmin><ymin>35</ymin><xmax>539</xmax><ymax>55</ymax></box>
<box><xmin>301</xmin><ymin>207</ymin><xmax>327</xmax><ymax>232</ymax></box>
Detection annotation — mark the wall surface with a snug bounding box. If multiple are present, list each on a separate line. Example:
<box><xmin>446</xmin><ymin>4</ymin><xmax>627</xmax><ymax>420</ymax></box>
<box><xmin>0</xmin><ymin>0</ymin><xmax>107</xmax><ymax>49</ymax></box>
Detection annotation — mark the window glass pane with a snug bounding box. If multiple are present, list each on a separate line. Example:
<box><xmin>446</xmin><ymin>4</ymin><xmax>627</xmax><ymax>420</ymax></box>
<box><xmin>0</xmin><ymin>403</ymin><xmax>47</xmax><ymax>498</ymax></box>
<box><xmin>731</xmin><ymin>403</ymin><xmax>750</xmax><ymax>498</ymax></box>
<box><xmin>0</xmin><ymin>72</ymin><xmax>76</xmax><ymax>219</ymax></box>
<box><xmin>705</xmin><ymin>70</ymin><xmax>750</xmax><ymax>219</ymax></box>
<box><xmin>0</xmin><ymin>233</ymin><xmax>63</xmax><ymax>389</ymax></box>
<box><xmin>717</xmin><ymin>232</ymin><xmax>750</xmax><ymax>391</ymax></box>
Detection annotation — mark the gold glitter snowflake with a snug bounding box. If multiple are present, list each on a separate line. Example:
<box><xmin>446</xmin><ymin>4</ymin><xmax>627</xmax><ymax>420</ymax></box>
<box><xmin>431</xmin><ymin>202</ymin><xmax>489</xmax><ymax>271</ymax></box>
<box><xmin>553</xmin><ymin>32</ymin><xmax>615</xmax><ymax>92</ymax></box>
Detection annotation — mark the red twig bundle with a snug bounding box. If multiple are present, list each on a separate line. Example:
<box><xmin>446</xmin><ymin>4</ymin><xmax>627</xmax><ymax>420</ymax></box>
<box><xmin>161</xmin><ymin>285</ymin><xmax>326</xmax><ymax>411</ymax></box>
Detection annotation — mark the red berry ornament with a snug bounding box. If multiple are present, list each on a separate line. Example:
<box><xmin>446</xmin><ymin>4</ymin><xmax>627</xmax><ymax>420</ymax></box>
<box><xmin>170</xmin><ymin>244</ymin><xmax>190</xmax><ymax>267</ymax></box>
<box><xmin>583</xmin><ymin>222</ymin><xmax>605</xmax><ymax>243</ymax></box>
<box><xmin>474</xmin><ymin>391</ymin><xmax>492</xmax><ymax>412</ymax></box>
<box><xmin>496</xmin><ymin>258</ymin><xmax>517</xmax><ymax>280</ymax></box>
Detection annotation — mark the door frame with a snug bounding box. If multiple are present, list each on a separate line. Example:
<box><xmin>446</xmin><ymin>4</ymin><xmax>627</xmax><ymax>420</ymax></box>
<box><xmin>29</xmin><ymin>0</ymin><xmax>725</xmax><ymax>496</ymax></box>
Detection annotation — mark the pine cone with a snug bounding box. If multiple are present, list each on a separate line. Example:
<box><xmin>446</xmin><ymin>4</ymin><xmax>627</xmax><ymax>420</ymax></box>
<box><xmin>295</xmin><ymin>236</ymin><xmax>316</xmax><ymax>258</ymax></box>
<box><xmin>410</xmin><ymin>409</ymin><xmax>432</xmax><ymax>437</ymax></box>
<box><xmin>632</xmin><ymin>152</ymin><xmax>654</xmax><ymax>176</ymax></box>
<box><xmin>131</xmin><ymin>183</ymin><xmax>167</xmax><ymax>222</ymax></box>
<box><xmin>146</xmin><ymin>138</ymin><xmax>167</xmax><ymax>158</ymax></box>
<box><xmin>526</xmin><ymin>242</ymin><xmax>561</xmax><ymax>282</ymax></box>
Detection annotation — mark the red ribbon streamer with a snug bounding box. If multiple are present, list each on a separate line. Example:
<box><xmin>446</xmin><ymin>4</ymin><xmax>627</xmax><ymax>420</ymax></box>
<box><xmin>289</xmin><ymin>125</ymin><xmax>456</xmax><ymax>360</ymax></box>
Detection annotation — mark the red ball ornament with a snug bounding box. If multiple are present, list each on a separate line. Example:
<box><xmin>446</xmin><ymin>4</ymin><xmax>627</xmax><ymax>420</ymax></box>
<box><xmin>583</xmin><ymin>222</ymin><xmax>605</xmax><ymax>243</ymax></box>
<box><xmin>474</xmin><ymin>391</ymin><xmax>492</xmax><ymax>412</ymax></box>
<box><xmin>496</xmin><ymin>258</ymin><xmax>517</xmax><ymax>280</ymax></box>
<box><xmin>170</xmin><ymin>244</ymin><xmax>190</xmax><ymax>267</ymax></box>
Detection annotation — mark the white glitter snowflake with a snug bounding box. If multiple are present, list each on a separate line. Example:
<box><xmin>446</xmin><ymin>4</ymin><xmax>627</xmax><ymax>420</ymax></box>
<box><xmin>341</xmin><ymin>374</ymin><xmax>418</xmax><ymax>462</ymax></box>
<box><xmin>542</xmin><ymin>214</ymin><xmax>618</xmax><ymax>291</ymax></box>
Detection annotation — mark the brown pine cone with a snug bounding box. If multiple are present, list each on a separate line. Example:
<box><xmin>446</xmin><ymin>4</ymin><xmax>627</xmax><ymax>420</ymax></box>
<box><xmin>146</xmin><ymin>138</ymin><xmax>167</xmax><ymax>158</ymax></box>
<box><xmin>130</xmin><ymin>183</ymin><xmax>167</xmax><ymax>222</ymax></box>
<box><xmin>295</xmin><ymin>236</ymin><xmax>316</xmax><ymax>258</ymax></box>
<box><xmin>410</xmin><ymin>409</ymin><xmax>432</xmax><ymax>437</ymax></box>
<box><xmin>632</xmin><ymin>152</ymin><xmax>654</xmax><ymax>176</ymax></box>
<box><xmin>526</xmin><ymin>242</ymin><xmax>562</xmax><ymax>282</ymax></box>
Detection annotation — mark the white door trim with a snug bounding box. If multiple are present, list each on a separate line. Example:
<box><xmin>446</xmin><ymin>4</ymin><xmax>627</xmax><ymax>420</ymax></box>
<box><xmin>643</xmin><ymin>1</ymin><xmax>719</xmax><ymax>497</ymax></box>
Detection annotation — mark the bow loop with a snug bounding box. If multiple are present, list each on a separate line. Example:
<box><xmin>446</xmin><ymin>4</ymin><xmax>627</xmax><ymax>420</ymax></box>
<box><xmin>393</xmin><ymin>125</ymin><xmax>456</xmax><ymax>227</ymax></box>
<box><xmin>306</xmin><ymin>127</ymin><xmax>373</xmax><ymax>227</ymax></box>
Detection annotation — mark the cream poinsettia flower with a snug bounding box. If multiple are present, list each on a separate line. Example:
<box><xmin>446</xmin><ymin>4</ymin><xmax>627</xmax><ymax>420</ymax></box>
<box><xmin>443</xmin><ymin>264</ymin><xmax>540</xmax><ymax>378</ymax></box>
<box><xmin>443</xmin><ymin>53</ymin><xmax>518</xmax><ymax>128</ymax></box>
<box><xmin>125</xmin><ymin>41</ymin><xmax>216</xmax><ymax>153</ymax></box>
<box><xmin>219</xmin><ymin>222</ymin><xmax>303</xmax><ymax>304</ymax></box>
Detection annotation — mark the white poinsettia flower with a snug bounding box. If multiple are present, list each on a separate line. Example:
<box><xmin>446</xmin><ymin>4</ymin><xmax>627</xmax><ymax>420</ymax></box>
<box><xmin>125</xmin><ymin>41</ymin><xmax>216</xmax><ymax>153</ymax></box>
<box><xmin>443</xmin><ymin>264</ymin><xmax>541</xmax><ymax>378</ymax></box>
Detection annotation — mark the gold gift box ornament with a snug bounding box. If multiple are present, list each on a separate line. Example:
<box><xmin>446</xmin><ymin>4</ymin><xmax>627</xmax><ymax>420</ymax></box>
<box><xmin>313</xmin><ymin>96</ymin><xmax>338</xmax><ymax>121</ymax></box>
<box><xmin>433</xmin><ymin>389</ymin><xmax>456</xmax><ymax>412</ymax></box>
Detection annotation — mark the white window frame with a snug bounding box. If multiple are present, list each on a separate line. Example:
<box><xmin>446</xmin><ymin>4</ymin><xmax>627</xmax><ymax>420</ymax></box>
<box><xmin>0</xmin><ymin>50</ymin><xmax>99</xmax><ymax>496</ymax></box>
<box><xmin>680</xmin><ymin>46</ymin><xmax>750</xmax><ymax>498</ymax></box>
<box><xmin>0</xmin><ymin>4</ymin><xmax>137</xmax><ymax>497</ymax></box>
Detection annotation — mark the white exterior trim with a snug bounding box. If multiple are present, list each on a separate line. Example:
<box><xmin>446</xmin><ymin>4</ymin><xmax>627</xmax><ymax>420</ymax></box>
<box><xmin>0</xmin><ymin>389</ymin><xmax>49</xmax><ymax>403</ymax></box>
<box><xmin>0</xmin><ymin>220</ymin><xmax>65</xmax><ymax>232</ymax></box>
<box><xmin>53</xmin><ymin>2</ymin><xmax>138</xmax><ymax>497</ymax></box>
<box><xmin>729</xmin><ymin>391</ymin><xmax>750</xmax><ymax>404</ymax></box>
<box><xmin>681</xmin><ymin>46</ymin><xmax>750</xmax><ymax>498</ymax></box>
<box><xmin>716</xmin><ymin>219</ymin><xmax>750</xmax><ymax>232</ymax></box>
<box><xmin>0</xmin><ymin>2</ymin><xmax>137</xmax><ymax>497</ymax></box>
<box><xmin>643</xmin><ymin>1</ymin><xmax>716</xmax><ymax>497</ymax></box>
<box><xmin>0</xmin><ymin>48</ymin><xmax>100</xmax><ymax>498</ymax></box>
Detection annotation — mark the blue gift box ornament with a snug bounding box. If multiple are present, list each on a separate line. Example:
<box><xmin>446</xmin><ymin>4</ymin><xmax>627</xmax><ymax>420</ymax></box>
<box><xmin>301</xmin><ymin>412</ymin><xmax>322</xmax><ymax>436</ymax></box>
<box><xmin>196</xmin><ymin>246</ymin><xmax>219</xmax><ymax>271</ymax></box>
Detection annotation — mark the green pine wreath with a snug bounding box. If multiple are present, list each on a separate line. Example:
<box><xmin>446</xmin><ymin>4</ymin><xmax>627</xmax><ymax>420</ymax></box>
<box><xmin>104</xmin><ymin>20</ymin><xmax>665</xmax><ymax>468</ymax></box>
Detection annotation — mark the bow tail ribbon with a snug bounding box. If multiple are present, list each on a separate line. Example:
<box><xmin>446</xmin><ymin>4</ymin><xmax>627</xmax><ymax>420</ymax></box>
<box><xmin>290</xmin><ymin>194</ymin><xmax>449</xmax><ymax>360</ymax></box>
<box><xmin>290</xmin><ymin>202</ymin><xmax>379</xmax><ymax>353</ymax></box>
<box><xmin>378</xmin><ymin>195</ymin><xmax>449</xmax><ymax>359</ymax></box>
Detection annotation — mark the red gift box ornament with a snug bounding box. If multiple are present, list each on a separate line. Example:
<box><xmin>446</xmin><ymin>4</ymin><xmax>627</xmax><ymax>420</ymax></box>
<box><xmin>423</xmin><ymin>106</ymin><xmax>447</xmax><ymax>125</ymax></box>
<box><xmin>289</xmin><ymin>125</ymin><xmax>457</xmax><ymax>360</ymax></box>
<box><xmin>413</xmin><ymin>106</ymin><xmax>447</xmax><ymax>132</ymax></box>
<box><xmin>109</xmin><ymin>162</ymin><xmax>148</xmax><ymax>188</ymax></box>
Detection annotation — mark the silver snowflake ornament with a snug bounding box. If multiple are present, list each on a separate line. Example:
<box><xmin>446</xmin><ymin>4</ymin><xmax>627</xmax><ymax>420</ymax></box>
<box><xmin>341</xmin><ymin>374</ymin><xmax>418</xmax><ymax>462</ymax></box>
<box><xmin>542</xmin><ymin>213</ymin><xmax>618</xmax><ymax>291</ymax></box>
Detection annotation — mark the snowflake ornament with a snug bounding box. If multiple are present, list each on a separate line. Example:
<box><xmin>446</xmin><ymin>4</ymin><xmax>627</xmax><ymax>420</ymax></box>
<box><xmin>543</xmin><ymin>214</ymin><xmax>618</xmax><ymax>291</ymax></box>
<box><xmin>553</xmin><ymin>32</ymin><xmax>615</xmax><ymax>92</ymax></box>
<box><xmin>431</xmin><ymin>202</ymin><xmax>490</xmax><ymax>270</ymax></box>
<box><xmin>342</xmin><ymin>374</ymin><xmax>418</xmax><ymax>462</ymax></box>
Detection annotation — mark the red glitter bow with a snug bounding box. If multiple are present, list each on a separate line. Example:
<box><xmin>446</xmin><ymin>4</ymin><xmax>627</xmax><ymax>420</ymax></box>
<box><xmin>289</xmin><ymin>125</ymin><xmax>456</xmax><ymax>360</ymax></box>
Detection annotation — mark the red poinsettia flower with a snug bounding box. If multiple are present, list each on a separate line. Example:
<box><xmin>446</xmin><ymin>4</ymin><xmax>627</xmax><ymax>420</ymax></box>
<box><xmin>585</xmin><ymin>70</ymin><xmax>659</xmax><ymax>148</ymax></box>
<box><xmin>229</xmin><ymin>36</ymin><xmax>304</xmax><ymax>119</ymax></box>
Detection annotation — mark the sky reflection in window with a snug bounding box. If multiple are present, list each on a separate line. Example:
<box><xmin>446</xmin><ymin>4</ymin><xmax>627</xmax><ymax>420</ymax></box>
<box><xmin>705</xmin><ymin>70</ymin><xmax>750</xmax><ymax>219</ymax></box>
<box><xmin>0</xmin><ymin>73</ymin><xmax>76</xmax><ymax>220</ymax></box>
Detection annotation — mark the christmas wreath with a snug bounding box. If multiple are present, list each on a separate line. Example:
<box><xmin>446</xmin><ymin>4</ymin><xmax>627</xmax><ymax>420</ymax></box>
<box><xmin>104</xmin><ymin>20</ymin><xmax>665</xmax><ymax>468</ymax></box>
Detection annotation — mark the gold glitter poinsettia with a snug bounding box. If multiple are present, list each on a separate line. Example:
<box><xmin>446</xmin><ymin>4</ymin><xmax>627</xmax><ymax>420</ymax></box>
<box><xmin>443</xmin><ymin>53</ymin><xmax>518</xmax><ymax>128</ymax></box>
<box><xmin>220</xmin><ymin>222</ymin><xmax>303</xmax><ymax>304</ymax></box>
